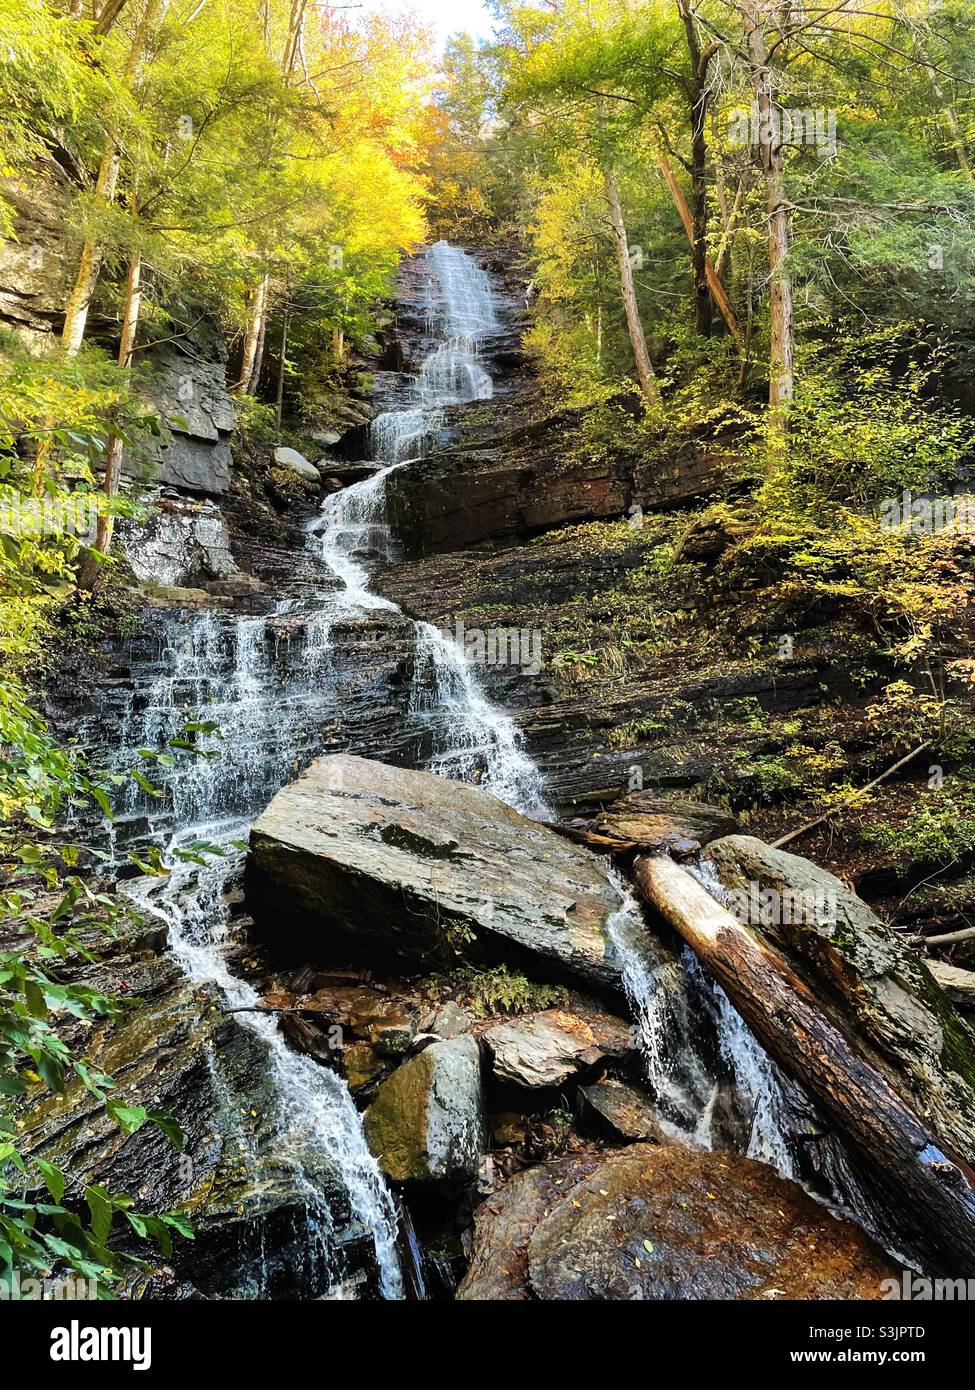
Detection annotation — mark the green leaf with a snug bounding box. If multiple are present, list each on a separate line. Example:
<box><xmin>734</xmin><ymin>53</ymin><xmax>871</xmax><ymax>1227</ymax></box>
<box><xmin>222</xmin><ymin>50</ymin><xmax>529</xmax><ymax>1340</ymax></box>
<box><xmin>106</xmin><ymin>1101</ymin><xmax>147</xmax><ymax>1135</ymax></box>
<box><xmin>34</xmin><ymin>1158</ymin><xmax>65</xmax><ymax>1204</ymax></box>
<box><xmin>84</xmin><ymin>1185</ymin><xmax>114</xmax><ymax>1245</ymax></box>
<box><xmin>148</xmin><ymin>1111</ymin><xmax>185</xmax><ymax>1150</ymax></box>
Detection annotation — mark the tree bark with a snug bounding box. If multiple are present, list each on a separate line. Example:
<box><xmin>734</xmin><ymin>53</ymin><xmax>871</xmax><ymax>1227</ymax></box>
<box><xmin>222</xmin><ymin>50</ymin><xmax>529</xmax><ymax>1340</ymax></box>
<box><xmin>632</xmin><ymin>853</ymin><xmax>975</xmax><ymax>1274</ymax></box>
<box><xmin>657</xmin><ymin>154</ymin><xmax>745</xmax><ymax>354</ymax></box>
<box><xmin>741</xmin><ymin>0</ymin><xmax>793</xmax><ymax>416</ymax></box>
<box><xmin>78</xmin><ymin>244</ymin><xmax>142</xmax><ymax>590</ymax></box>
<box><xmin>275</xmin><ymin>306</ymin><xmax>290</xmax><ymax>429</ymax></box>
<box><xmin>61</xmin><ymin>0</ymin><xmax>165</xmax><ymax>356</ymax></box>
<box><xmin>235</xmin><ymin>272</ymin><xmax>270</xmax><ymax>394</ymax></box>
<box><xmin>677</xmin><ymin>1</ymin><xmax>715</xmax><ymax>337</ymax></box>
<box><xmin>602</xmin><ymin>168</ymin><xmax>661</xmax><ymax>408</ymax></box>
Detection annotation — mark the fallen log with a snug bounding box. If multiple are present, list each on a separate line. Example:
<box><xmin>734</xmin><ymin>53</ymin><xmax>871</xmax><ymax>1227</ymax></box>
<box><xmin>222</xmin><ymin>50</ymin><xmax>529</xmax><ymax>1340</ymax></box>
<box><xmin>632</xmin><ymin>852</ymin><xmax>975</xmax><ymax>1274</ymax></box>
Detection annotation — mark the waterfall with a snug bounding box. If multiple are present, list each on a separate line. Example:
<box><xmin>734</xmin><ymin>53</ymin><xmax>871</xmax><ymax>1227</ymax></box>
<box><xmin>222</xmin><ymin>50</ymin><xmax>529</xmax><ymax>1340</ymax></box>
<box><xmin>92</xmin><ymin>239</ymin><xmax>814</xmax><ymax>1299</ymax></box>
<box><xmin>312</xmin><ymin>239</ymin><xmax>546</xmax><ymax>818</ymax></box>
<box><xmin>125</xmin><ymin>826</ymin><xmax>403</xmax><ymax>1299</ymax></box>
<box><xmin>100</xmin><ymin>242</ymin><xmax>547</xmax><ymax>1300</ymax></box>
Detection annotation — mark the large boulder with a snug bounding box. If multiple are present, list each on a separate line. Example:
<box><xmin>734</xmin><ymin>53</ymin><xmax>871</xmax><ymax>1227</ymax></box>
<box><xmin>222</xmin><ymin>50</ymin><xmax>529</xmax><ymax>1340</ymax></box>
<box><xmin>457</xmin><ymin>1144</ymin><xmax>898</xmax><ymax>1300</ymax></box>
<box><xmin>706</xmin><ymin>834</ymin><xmax>975</xmax><ymax>1165</ymax></box>
<box><xmin>247</xmin><ymin>753</ymin><xmax>666</xmax><ymax>990</ymax></box>
<box><xmin>363</xmin><ymin>1036</ymin><xmax>486</xmax><ymax>1183</ymax></box>
<box><xmin>482</xmin><ymin>1007</ymin><xmax>630</xmax><ymax>1088</ymax></box>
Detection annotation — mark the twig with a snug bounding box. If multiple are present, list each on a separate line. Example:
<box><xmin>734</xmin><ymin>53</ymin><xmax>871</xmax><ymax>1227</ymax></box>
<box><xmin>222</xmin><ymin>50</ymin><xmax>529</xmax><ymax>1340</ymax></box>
<box><xmin>771</xmin><ymin>741</ymin><xmax>932</xmax><ymax>850</ymax></box>
<box><xmin>918</xmin><ymin>925</ymin><xmax>975</xmax><ymax>947</ymax></box>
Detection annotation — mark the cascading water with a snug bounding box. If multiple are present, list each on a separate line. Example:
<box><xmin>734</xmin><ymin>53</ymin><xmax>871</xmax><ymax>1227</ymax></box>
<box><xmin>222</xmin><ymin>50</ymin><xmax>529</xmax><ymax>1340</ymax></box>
<box><xmin>89</xmin><ymin>239</ymin><xmax>836</xmax><ymax>1298</ymax></box>
<box><xmin>313</xmin><ymin>240</ymin><xmax>546</xmax><ymax>817</ymax></box>
<box><xmin>98</xmin><ymin>241</ymin><xmax>549</xmax><ymax>1300</ymax></box>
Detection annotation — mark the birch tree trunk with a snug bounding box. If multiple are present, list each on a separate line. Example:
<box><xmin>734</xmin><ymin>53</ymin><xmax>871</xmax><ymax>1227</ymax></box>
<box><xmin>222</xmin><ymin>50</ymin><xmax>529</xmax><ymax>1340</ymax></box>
<box><xmin>78</xmin><ymin>244</ymin><xmax>142</xmax><ymax>590</ymax></box>
<box><xmin>741</xmin><ymin>0</ymin><xmax>794</xmax><ymax>416</ymax></box>
<box><xmin>235</xmin><ymin>272</ymin><xmax>270</xmax><ymax>394</ymax></box>
<box><xmin>603</xmin><ymin>168</ymin><xmax>661</xmax><ymax>409</ymax></box>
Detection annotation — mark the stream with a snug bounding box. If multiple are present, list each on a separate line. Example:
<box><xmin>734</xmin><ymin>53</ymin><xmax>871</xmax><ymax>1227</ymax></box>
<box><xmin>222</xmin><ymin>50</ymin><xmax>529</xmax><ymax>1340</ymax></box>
<box><xmin>99</xmin><ymin>242</ymin><xmax>833</xmax><ymax>1300</ymax></box>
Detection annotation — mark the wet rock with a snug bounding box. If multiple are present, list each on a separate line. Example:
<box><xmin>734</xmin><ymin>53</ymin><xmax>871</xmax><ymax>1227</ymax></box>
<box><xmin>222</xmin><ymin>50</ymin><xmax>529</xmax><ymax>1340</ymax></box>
<box><xmin>342</xmin><ymin>1041</ymin><xmax>384</xmax><ymax>1095</ymax></box>
<box><xmin>273</xmin><ymin>446</ymin><xmax>321</xmax><ymax>483</ymax></box>
<box><xmin>707</xmin><ymin>834</ymin><xmax>975</xmax><ymax>1165</ymax></box>
<box><xmin>206</xmin><ymin>573</ymin><xmax>265</xmax><ymax>599</ymax></box>
<box><xmin>17</xmin><ymin>977</ymin><xmax>371</xmax><ymax>1296</ymax></box>
<box><xmin>577</xmin><ymin>1077</ymin><xmax>664</xmax><ymax>1142</ymax></box>
<box><xmin>248</xmin><ymin>753</ymin><xmax>665</xmax><ymax>991</ymax></box>
<box><xmin>457</xmin><ymin>1144</ymin><xmax>898</xmax><ymax>1300</ymax></box>
<box><xmin>562</xmin><ymin>792</ymin><xmax>737</xmax><ymax>858</ymax></box>
<box><xmin>364</xmin><ymin>1035</ymin><xmax>486</xmax><ymax>1183</ymax></box>
<box><xmin>422</xmin><ymin>1001</ymin><xmax>475</xmax><ymax>1039</ymax></box>
<box><xmin>482</xmin><ymin>1007</ymin><xmax>631</xmax><ymax>1088</ymax></box>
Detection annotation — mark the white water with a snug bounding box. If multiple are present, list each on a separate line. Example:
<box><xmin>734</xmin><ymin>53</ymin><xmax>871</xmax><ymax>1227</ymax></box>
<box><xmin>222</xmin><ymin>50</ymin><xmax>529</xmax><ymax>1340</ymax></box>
<box><xmin>125</xmin><ymin>823</ymin><xmax>403</xmax><ymax>1299</ymax></box>
<box><xmin>111</xmin><ymin>242</ymin><xmax>548</xmax><ymax>1299</ymax></box>
<box><xmin>312</xmin><ymin>240</ymin><xmax>546</xmax><ymax>817</ymax></box>
<box><xmin>105</xmin><ymin>240</ymin><xmax>807</xmax><ymax>1297</ymax></box>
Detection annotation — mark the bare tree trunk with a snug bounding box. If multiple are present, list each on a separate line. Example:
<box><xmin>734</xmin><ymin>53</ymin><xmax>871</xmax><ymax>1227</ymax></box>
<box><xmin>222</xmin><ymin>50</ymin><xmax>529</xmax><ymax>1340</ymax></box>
<box><xmin>61</xmin><ymin>0</ymin><xmax>165</xmax><ymax>356</ymax></box>
<box><xmin>61</xmin><ymin>143</ymin><xmax>122</xmax><ymax>355</ymax></box>
<box><xmin>331</xmin><ymin>325</ymin><xmax>345</xmax><ymax>366</ymax></box>
<box><xmin>632</xmin><ymin>854</ymin><xmax>975</xmax><ymax>1275</ymax></box>
<box><xmin>275</xmin><ymin>306</ymin><xmax>290</xmax><ymax>429</ymax></box>
<box><xmin>235</xmin><ymin>273</ymin><xmax>270</xmax><ymax>394</ymax></box>
<box><xmin>78</xmin><ymin>244</ymin><xmax>142</xmax><ymax>590</ymax></box>
<box><xmin>741</xmin><ymin>0</ymin><xmax>793</xmax><ymax>417</ymax></box>
<box><xmin>603</xmin><ymin>168</ymin><xmax>661</xmax><ymax>408</ymax></box>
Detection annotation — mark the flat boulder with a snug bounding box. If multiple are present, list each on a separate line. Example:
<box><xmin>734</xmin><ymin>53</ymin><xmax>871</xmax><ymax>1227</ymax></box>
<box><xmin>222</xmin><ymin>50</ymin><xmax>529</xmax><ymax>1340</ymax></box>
<box><xmin>248</xmin><ymin>754</ymin><xmax>664</xmax><ymax>990</ymax></box>
<box><xmin>364</xmin><ymin>1035</ymin><xmax>486</xmax><ymax>1184</ymax></box>
<box><xmin>457</xmin><ymin>1144</ymin><xmax>898</xmax><ymax>1300</ymax></box>
<box><xmin>564</xmin><ymin>792</ymin><xmax>737</xmax><ymax>858</ymax></box>
<box><xmin>482</xmin><ymin>1007</ymin><xmax>630</xmax><ymax>1088</ymax></box>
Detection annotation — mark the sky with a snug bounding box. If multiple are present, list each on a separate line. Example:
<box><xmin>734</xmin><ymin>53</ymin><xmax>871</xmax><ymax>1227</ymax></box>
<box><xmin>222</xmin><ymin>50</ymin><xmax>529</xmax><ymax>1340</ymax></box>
<box><xmin>363</xmin><ymin>0</ymin><xmax>498</xmax><ymax>48</ymax></box>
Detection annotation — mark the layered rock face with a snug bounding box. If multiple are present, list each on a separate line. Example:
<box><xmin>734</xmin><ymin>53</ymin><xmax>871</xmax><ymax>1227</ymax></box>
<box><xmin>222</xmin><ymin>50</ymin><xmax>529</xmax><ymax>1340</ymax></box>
<box><xmin>128</xmin><ymin>321</ymin><xmax>236</xmax><ymax>496</ymax></box>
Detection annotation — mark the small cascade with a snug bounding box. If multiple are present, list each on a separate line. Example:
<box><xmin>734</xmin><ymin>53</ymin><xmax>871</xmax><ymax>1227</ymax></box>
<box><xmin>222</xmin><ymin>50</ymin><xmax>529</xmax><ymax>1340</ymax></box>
<box><xmin>312</xmin><ymin>239</ymin><xmax>545</xmax><ymax>817</ymax></box>
<box><xmin>125</xmin><ymin>824</ymin><xmax>403</xmax><ymax>1299</ymax></box>
<box><xmin>409</xmin><ymin>621</ymin><xmax>546</xmax><ymax>814</ymax></box>
<box><xmin>90</xmin><ymin>605</ymin><xmax>336</xmax><ymax>853</ymax></box>
<box><xmin>604</xmin><ymin>876</ymin><xmax>715</xmax><ymax>1135</ymax></box>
